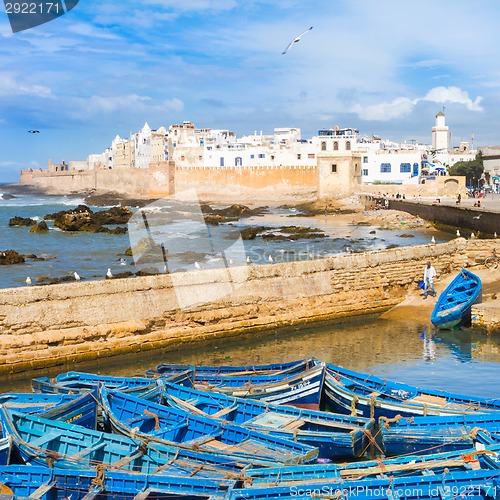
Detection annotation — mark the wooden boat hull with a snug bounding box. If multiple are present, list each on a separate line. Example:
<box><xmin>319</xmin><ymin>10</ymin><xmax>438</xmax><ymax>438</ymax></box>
<box><xmin>193</xmin><ymin>364</ymin><xmax>325</xmax><ymax>410</ymax></box>
<box><xmin>100</xmin><ymin>387</ymin><xmax>318</xmax><ymax>466</ymax></box>
<box><xmin>322</xmin><ymin>362</ymin><xmax>500</xmax><ymax>419</ymax></box>
<box><xmin>31</xmin><ymin>368</ymin><xmax>193</xmax><ymax>394</ymax></box>
<box><xmin>431</xmin><ymin>268</ymin><xmax>482</xmax><ymax>330</ymax></box>
<box><xmin>161</xmin><ymin>381</ymin><xmax>374</xmax><ymax>460</ymax></box>
<box><xmin>380</xmin><ymin>412</ymin><xmax>500</xmax><ymax>456</ymax></box>
<box><xmin>0</xmin><ymin>391</ymin><xmax>97</xmax><ymax>430</ymax></box>
<box><xmin>0</xmin><ymin>407</ymin><xmax>250</xmax><ymax>476</ymax></box>
<box><xmin>0</xmin><ymin>465</ymin><xmax>234</xmax><ymax>499</ymax></box>
<box><xmin>147</xmin><ymin>359</ymin><xmax>314</xmax><ymax>378</ymax></box>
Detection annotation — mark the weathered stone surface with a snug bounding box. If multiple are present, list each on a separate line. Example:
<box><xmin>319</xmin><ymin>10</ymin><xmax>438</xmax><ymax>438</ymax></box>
<box><xmin>29</xmin><ymin>221</ymin><xmax>49</xmax><ymax>233</ymax></box>
<box><xmin>0</xmin><ymin>250</ymin><xmax>25</xmax><ymax>265</ymax></box>
<box><xmin>0</xmin><ymin>238</ymin><xmax>495</xmax><ymax>375</ymax></box>
<box><xmin>9</xmin><ymin>216</ymin><xmax>36</xmax><ymax>227</ymax></box>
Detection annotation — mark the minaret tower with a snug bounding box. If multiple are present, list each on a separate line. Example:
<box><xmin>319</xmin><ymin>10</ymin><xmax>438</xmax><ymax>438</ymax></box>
<box><xmin>431</xmin><ymin>111</ymin><xmax>449</xmax><ymax>152</ymax></box>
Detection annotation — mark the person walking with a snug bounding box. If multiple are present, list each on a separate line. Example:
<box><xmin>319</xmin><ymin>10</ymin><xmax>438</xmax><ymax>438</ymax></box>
<box><xmin>423</xmin><ymin>261</ymin><xmax>437</xmax><ymax>299</ymax></box>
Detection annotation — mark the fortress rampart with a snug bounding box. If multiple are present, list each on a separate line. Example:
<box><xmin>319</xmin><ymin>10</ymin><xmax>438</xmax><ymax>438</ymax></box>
<box><xmin>0</xmin><ymin>238</ymin><xmax>494</xmax><ymax>376</ymax></box>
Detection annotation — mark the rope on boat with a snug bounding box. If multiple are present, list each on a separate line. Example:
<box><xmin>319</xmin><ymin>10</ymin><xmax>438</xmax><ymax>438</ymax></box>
<box><xmin>91</xmin><ymin>464</ymin><xmax>106</xmax><ymax>487</ymax></box>
<box><xmin>143</xmin><ymin>408</ymin><xmax>160</xmax><ymax>430</ymax></box>
<box><xmin>350</xmin><ymin>395</ymin><xmax>358</xmax><ymax>416</ymax></box>
<box><xmin>378</xmin><ymin>414</ymin><xmax>403</xmax><ymax>429</ymax></box>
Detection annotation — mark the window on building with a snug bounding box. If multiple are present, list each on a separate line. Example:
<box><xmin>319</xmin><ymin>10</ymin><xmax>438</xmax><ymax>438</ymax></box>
<box><xmin>362</xmin><ymin>169</ymin><xmax>368</xmax><ymax>176</ymax></box>
<box><xmin>250</xmin><ymin>154</ymin><xmax>254</xmax><ymax>159</ymax></box>
<box><xmin>380</xmin><ymin>163</ymin><xmax>391</xmax><ymax>173</ymax></box>
<box><xmin>308</xmin><ymin>153</ymin><xmax>315</xmax><ymax>159</ymax></box>
<box><xmin>333</xmin><ymin>142</ymin><xmax>339</xmax><ymax>151</ymax></box>
<box><xmin>331</xmin><ymin>164</ymin><xmax>337</xmax><ymax>173</ymax></box>
<box><xmin>180</xmin><ymin>155</ymin><xmax>185</xmax><ymax>161</ymax></box>
<box><xmin>258</xmin><ymin>154</ymin><xmax>265</xmax><ymax>159</ymax></box>
<box><xmin>412</xmin><ymin>163</ymin><xmax>419</xmax><ymax>176</ymax></box>
<box><xmin>235</xmin><ymin>157</ymin><xmax>242</xmax><ymax>166</ymax></box>
<box><xmin>321</xmin><ymin>141</ymin><xmax>327</xmax><ymax>151</ymax></box>
<box><xmin>400</xmin><ymin>163</ymin><xmax>411</xmax><ymax>173</ymax></box>
<box><xmin>346</xmin><ymin>141</ymin><xmax>351</xmax><ymax>151</ymax></box>
<box><xmin>220</xmin><ymin>157</ymin><xmax>224</xmax><ymax>167</ymax></box>
<box><xmin>271</xmin><ymin>155</ymin><xmax>275</xmax><ymax>160</ymax></box>
<box><xmin>297</xmin><ymin>154</ymin><xmax>301</xmax><ymax>160</ymax></box>
<box><xmin>363</xmin><ymin>156</ymin><xmax>368</xmax><ymax>163</ymax></box>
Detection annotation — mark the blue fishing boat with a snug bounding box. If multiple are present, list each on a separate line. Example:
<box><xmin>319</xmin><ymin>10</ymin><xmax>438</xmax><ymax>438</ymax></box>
<box><xmin>0</xmin><ymin>407</ymin><xmax>251</xmax><ymax>476</ymax></box>
<box><xmin>147</xmin><ymin>358</ymin><xmax>315</xmax><ymax>378</ymax></box>
<box><xmin>0</xmin><ymin>391</ymin><xmax>97</xmax><ymax>430</ymax></box>
<box><xmin>100</xmin><ymin>387</ymin><xmax>318</xmax><ymax>466</ymax></box>
<box><xmin>321</xmin><ymin>361</ymin><xmax>500</xmax><ymax>419</ymax></box>
<box><xmin>243</xmin><ymin>444</ymin><xmax>500</xmax><ymax>486</ymax></box>
<box><xmin>31</xmin><ymin>368</ymin><xmax>193</xmax><ymax>394</ymax></box>
<box><xmin>230</xmin><ymin>468</ymin><xmax>500</xmax><ymax>499</ymax></box>
<box><xmin>191</xmin><ymin>363</ymin><xmax>325</xmax><ymax>410</ymax></box>
<box><xmin>0</xmin><ymin>465</ymin><xmax>235</xmax><ymax>499</ymax></box>
<box><xmin>431</xmin><ymin>268</ymin><xmax>482</xmax><ymax>329</ymax></box>
<box><xmin>160</xmin><ymin>381</ymin><xmax>375</xmax><ymax>460</ymax></box>
<box><xmin>379</xmin><ymin>412</ymin><xmax>500</xmax><ymax>456</ymax></box>
<box><xmin>0</xmin><ymin>438</ymin><xmax>12</xmax><ymax>466</ymax></box>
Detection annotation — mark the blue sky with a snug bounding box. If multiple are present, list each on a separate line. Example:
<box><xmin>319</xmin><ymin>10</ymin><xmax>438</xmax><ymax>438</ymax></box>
<box><xmin>1</xmin><ymin>0</ymin><xmax>499</xmax><ymax>182</ymax></box>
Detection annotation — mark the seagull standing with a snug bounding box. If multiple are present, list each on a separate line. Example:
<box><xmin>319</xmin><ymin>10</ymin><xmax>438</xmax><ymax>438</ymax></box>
<box><xmin>73</xmin><ymin>272</ymin><xmax>81</xmax><ymax>281</ymax></box>
<box><xmin>431</xmin><ymin>236</ymin><xmax>436</xmax><ymax>244</ymax></box>
<box><xmin>282</xmin><ymin>26</ymin><xmax>313</xmax><ymax>54</ymax></box>
<box><xmin>25</xmin><ymin>276</ymin><xmax>32</xmax><ymax>285</ymax></box>
<box><xmin>194</xmin><ymin>261</ymin><xmax>201</xmax><ymax>270</ymax></box>
<box><xmin>470</xmin><ymin>232</ymin><xmax>475</xmax><ymax>239</ymax></box>
<box><xmin>268</xmin><ymin>254</ymin><xmax>274</xmax><ymax>263</ymax></box>
<box><xmin>456</xmin><ymin>229</ymin><xmax>461</xmax><ymax>237</ymax></box>
<box><xmin>246</xmin><ymin>256</ymin><xmax>252</xmax><ymax>264</ymax></box>
<box><xmin>106</xmin><ymin>268</ymin><xmax>113</xmax><ymax>278</ymax></box>
<box><xmin>495</xmin><ymin>232</ymin><xmax>498</xmax><ymax>238</ymax></box>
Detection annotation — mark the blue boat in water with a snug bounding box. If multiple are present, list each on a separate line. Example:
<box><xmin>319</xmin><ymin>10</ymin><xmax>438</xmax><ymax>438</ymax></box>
<box><xmin>321</xmin><ymin>361</ymin><xmax>500</xmax><ymax>419</ymax></box>
<box><xmin>431</xmin><ymin>268</ymin><xmax>482</xmax><ymax>330</ymax></box>
<box><xmin>0</xmin><ymin>465</ymin><xmax>235</xmax><ymax>499</ymax></box>
<box><xmin>160</xmin><ymin>381</ymin><xmax>375</xmax><ymax>460</ymax></box>
<box><xmin>0</xmin><ymin>407</ymin><xmax>251</xmax><ymax>476</ymax></box>
<box><xmin>31</xmin><ymin>368</ymin><xmax>193</xmax><ymax>394</ymax></box>
<box><xmin>99</xmin><ymin>387</ymin><xmax>318</xmax><ymax>466</ymax></box>
<box><xmin>379</xmin><ymin>412</ymin><xmax>500</xmax><ymax>456</ymax></box>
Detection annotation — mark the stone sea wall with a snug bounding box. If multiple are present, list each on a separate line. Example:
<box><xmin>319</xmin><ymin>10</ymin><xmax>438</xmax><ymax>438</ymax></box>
<box><xmin>1</xmin><ymin>238</ymin><xmax>492</xmax><ymax>375</ymax></box>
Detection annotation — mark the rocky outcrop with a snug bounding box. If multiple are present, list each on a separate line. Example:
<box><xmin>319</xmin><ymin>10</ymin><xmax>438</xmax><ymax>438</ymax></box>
<box><xmin>9</xmin><ymin>216</ymin><xmax>36</xmax><ymax>227</ymax></box>
<box><xmin>0</xmin><ymin>250</ymin><xmax>25</xmax><ymax>265</ymax></box>
<box><xmin>44</xmin><ymin>205</ymin><xmax>130</xmax><ymax>234</ymax></box>
<box><xmin>29</xmin><ymin>221</ymin><xmax>49</xmax><ymax>233</ymax></box>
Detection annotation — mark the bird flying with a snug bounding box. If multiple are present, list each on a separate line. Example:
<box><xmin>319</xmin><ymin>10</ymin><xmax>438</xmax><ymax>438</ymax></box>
<box><xmin>473</xmin><ymin>214</ymin><xmax>482</xmax><ymax>219</ymax></box>
<box><xmin>282</xmin><ymin>26</ymin><xmax>313</xmax><ymax>54</ymax></box>
<box><xmin>28</xmin><ymin>130</ymin><xmax>40</xmax><ymax>133</ymax></box>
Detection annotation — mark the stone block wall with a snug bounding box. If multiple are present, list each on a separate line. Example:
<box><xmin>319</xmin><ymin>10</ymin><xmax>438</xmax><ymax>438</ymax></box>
<box><xmin>1</xmin><ymin>238</ymin><xmax>486</xmax><ymax>375</ymax></box>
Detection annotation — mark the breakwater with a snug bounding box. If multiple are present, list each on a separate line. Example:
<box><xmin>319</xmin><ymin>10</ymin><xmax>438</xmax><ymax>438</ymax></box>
<box><xmin>362</xmin><ymin>196</ymin><xmax>499</xmax><ymax>235</ymax></box>
<box><xmin>0</xmin><ymin>238</ymin><xmax>495</xmax><ymax>375</ymax></box>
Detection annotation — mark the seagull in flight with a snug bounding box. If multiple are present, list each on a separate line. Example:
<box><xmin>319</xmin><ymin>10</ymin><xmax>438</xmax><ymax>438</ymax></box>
<box><xmin>282</xmin><ymin>26</ymin><xmax>313</xmax><ymax>54</ymax></box>
<box><xmin>28</xmin><ymin>130</ymin><xmax>40</xmax><ymax>133</ymax></box>
<box><xmin>473</xmin><ymin>214</ymin><xmax>482</xmax><ymax>219</ymax></box>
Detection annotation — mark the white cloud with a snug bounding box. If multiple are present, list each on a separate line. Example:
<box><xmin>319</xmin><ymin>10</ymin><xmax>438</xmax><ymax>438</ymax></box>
<box><xmin>0</xmin><ymin>74</ymin><xmax>52</xmax><ymax>97</ymax></box>
<box><xmin>421</xmin><ymin>87</ymin><xmax>483</xmax><ymax>112</ymax></box>
<box><xmin>67</xmin><ymin>22</ymin><xmax>120</xmax><ymax>40</ymax></box>
<box><xmin>351</xmin><ymin>87</ymin><xmax>483</xmax><ymax>122</ymax></box>
<box><xmin>141</xmin><ymin>0</ymin><xmax>236</xmax><ymax>10</ymax></box>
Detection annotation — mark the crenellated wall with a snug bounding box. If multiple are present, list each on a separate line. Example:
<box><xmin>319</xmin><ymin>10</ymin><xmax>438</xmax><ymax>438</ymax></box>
<box><xmin>1</xmin><ymin>238</ymin><xmax>494</xmax><ymax>375</ymax></box>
